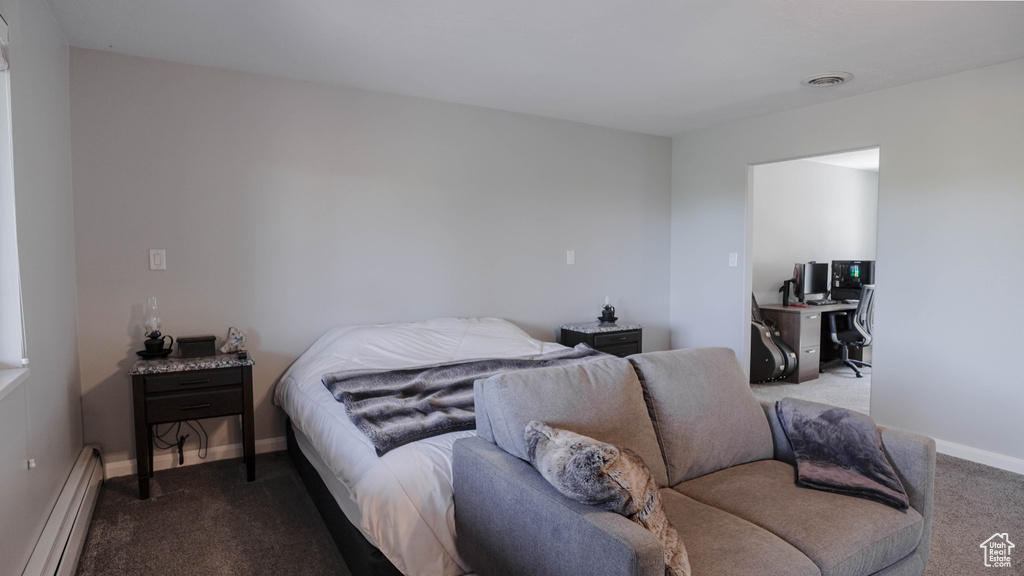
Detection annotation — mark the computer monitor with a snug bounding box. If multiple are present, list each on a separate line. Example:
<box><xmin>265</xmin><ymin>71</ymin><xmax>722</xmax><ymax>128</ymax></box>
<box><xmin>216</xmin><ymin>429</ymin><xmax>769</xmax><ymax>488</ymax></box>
<box><xmin>831</xmin><ymin>260</ymin><xmax>875</xmax><ymax>301</ymax></box>
<box><xmin>793</xmin><ymin>262</ymin><xmax>830</xmax><ymax>302</ymax></box>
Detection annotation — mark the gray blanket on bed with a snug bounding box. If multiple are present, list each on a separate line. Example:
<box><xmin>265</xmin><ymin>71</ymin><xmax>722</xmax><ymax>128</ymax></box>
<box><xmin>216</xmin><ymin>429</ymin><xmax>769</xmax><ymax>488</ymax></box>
<box><xmin>776</xmin><ymin>397</ymin><xmax>909</xmax><ymax>510</ymax></box>
<box><xmin>323</xmin><ymin>345</ymin><xmax>609</xmax><ymax>456</ymax></box>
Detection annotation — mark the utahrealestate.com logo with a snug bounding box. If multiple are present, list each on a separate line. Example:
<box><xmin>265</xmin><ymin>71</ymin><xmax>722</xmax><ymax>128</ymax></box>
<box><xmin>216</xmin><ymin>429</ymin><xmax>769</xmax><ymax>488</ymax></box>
<box><xmin>980</xmin><ymin>533</ymin><xmax>1014</xmax><ymax>568</ymax></box>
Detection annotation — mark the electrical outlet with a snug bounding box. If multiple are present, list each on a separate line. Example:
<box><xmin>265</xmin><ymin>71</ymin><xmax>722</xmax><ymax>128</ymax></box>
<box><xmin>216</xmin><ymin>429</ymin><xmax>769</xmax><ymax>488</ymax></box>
<box><xmin>566</xmin><ymin>250</ymin><xmax>575</xmax><ymax>265</ymax></box>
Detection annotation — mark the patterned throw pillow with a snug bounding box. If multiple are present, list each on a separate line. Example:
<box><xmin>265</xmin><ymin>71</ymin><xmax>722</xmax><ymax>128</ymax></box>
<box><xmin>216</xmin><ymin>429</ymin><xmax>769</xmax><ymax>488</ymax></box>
<box><xmin>525</xmin><ymin>421</ymin><xmax>691</xmax><ymax>576</ymax></box>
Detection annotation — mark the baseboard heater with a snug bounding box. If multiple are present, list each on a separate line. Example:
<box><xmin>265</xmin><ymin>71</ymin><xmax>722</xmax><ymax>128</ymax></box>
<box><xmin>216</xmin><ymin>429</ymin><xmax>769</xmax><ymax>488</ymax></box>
<box><xmin>22</xmin><ymin>445</ymin><xmax>104</xmax><ymax>576</ymax></box>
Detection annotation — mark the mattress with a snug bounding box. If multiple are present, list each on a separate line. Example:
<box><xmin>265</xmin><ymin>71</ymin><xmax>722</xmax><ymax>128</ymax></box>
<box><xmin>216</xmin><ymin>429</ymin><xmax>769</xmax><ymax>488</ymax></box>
<box><xmin>274</xmin><ymin>317</ymin><xmax>567</xmax><ymax>576</ymax></box>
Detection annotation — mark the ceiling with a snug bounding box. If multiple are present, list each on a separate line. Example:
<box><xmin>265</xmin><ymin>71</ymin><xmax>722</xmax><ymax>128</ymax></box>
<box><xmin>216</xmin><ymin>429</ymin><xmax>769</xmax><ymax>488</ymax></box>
<box><xmin>45</xmin><ymin>0</ymin><xmax>1024</xmax><ymax>137</ymax></box>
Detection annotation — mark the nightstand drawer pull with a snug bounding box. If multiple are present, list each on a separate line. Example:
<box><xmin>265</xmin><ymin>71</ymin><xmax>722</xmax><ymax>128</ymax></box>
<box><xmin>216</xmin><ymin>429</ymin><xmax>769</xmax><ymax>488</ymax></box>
<box><xmin>178</xmin><ymin>379</ymin><xmax>211</xmax><ymax>386</ymax></box>
<box><xmin>181</xmin><ymin>403</ymin><xmax>212</xmax><ymax>410</ymax></box>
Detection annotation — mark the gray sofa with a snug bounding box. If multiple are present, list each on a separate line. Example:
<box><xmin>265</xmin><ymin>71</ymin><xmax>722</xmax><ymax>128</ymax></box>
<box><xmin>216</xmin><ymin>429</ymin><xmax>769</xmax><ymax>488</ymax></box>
<box><xmin>453</xmin><ymin>348</ymin><xmax>935</xmax><ymax>576</ymax></box>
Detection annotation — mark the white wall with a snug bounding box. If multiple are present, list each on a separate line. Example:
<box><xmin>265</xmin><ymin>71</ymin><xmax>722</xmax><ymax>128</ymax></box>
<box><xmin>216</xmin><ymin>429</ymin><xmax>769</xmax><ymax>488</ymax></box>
<box><xmin>751</xmin><ymin>159</ymin><xmax>878</xmax><ymax>305</ymax></box>
<box><xmin>70</xmin><ymin>49</ymin><xmax>673</xmax><ymax>464</ymax></box>
<box><xmin>671</xmin><ymin>58</ymin><xmax>1024</xmax><ymax>467</ymax></box>
<box><xmin>0</xmin><ymin>0</ymin><xmax>80</xmax><ymax>573</ymax></box>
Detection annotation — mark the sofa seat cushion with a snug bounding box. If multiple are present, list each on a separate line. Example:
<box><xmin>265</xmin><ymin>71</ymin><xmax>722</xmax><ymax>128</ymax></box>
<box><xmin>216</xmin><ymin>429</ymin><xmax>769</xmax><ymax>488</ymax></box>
<box><xmin>660</xmin><ymin>489</ymin><xmax>820</xmax><ymax>576</ymax></box>
<box><xmin>675</xmin><ymin>460</ymin><xmax>923</xmax><ymax>576</ymax></box>
<box><xmin>475</xmin><ymin>356</ymin><xmax>669</xmax><ymax>487</ymax></box>
<box><xmin>628</xmin><ymin>348</ymin><xmax>773</xmax><ymax>485</ymax></box>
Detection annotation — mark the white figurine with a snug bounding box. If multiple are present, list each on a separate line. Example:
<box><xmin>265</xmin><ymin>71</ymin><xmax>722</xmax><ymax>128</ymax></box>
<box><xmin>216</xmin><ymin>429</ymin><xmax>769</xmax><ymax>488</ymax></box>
<box><xmin>219</xmin><ymin>326</ymin><xmax>247</xmax><ymax>354</ymax></box>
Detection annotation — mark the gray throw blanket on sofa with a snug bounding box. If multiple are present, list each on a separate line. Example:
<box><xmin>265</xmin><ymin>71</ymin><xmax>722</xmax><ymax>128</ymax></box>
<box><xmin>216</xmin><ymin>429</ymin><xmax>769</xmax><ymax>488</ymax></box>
<box><xmin>776</xmin><ymin>397</ymin><xmax>909</xmax><ymax>510</ymax></box>
<box><xmin>323</xmin><ymin>345</ymin><xmax>608</xmax><ymax>455</ymax></box>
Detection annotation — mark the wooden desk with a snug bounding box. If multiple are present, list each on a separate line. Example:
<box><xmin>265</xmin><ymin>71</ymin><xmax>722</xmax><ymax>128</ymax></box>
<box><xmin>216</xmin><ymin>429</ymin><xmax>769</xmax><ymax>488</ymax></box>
<box><xmin>129</xmin><ymin>354</ymin><xmax>255</xmax><ymax>499</ymax></box>
<box><xmin>759</xmin><ymin>303</ymin><xmax>857</xmax><ymax>383</ymax></box>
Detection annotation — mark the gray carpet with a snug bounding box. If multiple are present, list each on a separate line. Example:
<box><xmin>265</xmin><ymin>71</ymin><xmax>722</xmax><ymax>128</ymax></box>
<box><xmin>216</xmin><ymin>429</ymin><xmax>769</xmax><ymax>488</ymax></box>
<box><xmin>76</xmin><ymin>447</ymin><xmax>1022</xmax><ymax>576</ymax></box>
<box><xmin>751</xmin><ymin>363</ymin><xmax>872</xmax><ymax>415</ymax></box>
<box><xmin>927</xmin><ymin>453</ymin><xmax>1024</xmax><ymax>575</ymax></box>
<box><xmin>75</xmin><ymin>452</ymin><xmax>350</xmax><ymax>576</ymax></box>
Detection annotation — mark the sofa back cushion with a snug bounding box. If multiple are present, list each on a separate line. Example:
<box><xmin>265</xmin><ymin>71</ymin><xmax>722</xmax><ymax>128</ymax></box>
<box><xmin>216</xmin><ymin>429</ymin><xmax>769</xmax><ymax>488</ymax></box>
<box><xmin>628</xmin><ymin>348</ymin><xmax>773</xmax><ymax>485</ymax></box>
<box><xmin>475</xmin><ymin>356</ymin><xmax>669</xmax><ymax>487</ymax></box>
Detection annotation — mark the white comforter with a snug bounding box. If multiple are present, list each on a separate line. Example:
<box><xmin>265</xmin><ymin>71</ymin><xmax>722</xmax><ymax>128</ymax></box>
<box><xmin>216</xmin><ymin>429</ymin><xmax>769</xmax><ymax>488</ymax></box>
<box><xmin>274</xmin><ymin>317</ymin><xmax>567</xmax><ymax>576</ymax></box>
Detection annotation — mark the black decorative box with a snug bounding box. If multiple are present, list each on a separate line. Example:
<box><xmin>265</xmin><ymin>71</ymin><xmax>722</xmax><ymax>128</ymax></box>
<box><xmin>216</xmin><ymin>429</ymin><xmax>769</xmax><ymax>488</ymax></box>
<box><xmin>177</xmin><ymin>335</ymin><xmax>217</xmax><ymax>358</ymax></box>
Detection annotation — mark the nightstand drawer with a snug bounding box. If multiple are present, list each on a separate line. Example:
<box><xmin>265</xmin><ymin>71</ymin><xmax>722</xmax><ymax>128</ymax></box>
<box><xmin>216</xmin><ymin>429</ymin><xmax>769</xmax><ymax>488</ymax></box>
<box><xmin>600</xmin><ymin>343</ymin><xmax>641</xmax><ymax>358</ymax></box>
<box><xmin>145</xmin><ymin>368</ymin><xmax>243</xmax><ymax>394</ymax></box>
<box><xmin>146</xmin><ymin>388</ymin><xmax>243</xmax><ymax>423</ymax></box>
<box><xmin>594</xmin><ymin>330</ymin><xmax>640</xmax><ymax>347</ymax></box>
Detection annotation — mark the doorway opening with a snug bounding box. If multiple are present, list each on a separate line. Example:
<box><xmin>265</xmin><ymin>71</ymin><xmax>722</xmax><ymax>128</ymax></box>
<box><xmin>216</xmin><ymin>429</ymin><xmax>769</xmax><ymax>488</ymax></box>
<box><xmin>746</xmin><ymin>148</ymin><xmax>879</xmax><ymax>414</ymax></box>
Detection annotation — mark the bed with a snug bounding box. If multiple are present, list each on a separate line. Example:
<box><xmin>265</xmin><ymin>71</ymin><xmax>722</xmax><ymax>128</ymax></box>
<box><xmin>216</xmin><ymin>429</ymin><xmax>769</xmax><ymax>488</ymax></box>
<box><xmin>273</xmin><ymin>317</ymin><xmax>574</xmax><ymax>576</ymax></box>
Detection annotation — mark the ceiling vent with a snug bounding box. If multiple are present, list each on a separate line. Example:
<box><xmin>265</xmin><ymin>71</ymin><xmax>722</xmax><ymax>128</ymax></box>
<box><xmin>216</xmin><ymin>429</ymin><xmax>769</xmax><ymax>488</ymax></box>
<box><xmin>801</xmin><ymin>72</ymin><xmax>853</xmax><ymax>87</ymax></box>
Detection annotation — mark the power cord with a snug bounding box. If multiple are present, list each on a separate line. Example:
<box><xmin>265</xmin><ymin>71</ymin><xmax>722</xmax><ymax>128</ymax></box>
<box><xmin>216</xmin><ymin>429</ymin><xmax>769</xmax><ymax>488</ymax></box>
<box><xmin>185</xmin><ymin>419</ymin><xmax>209</xmax><ymax>459</ymax></box>
<box><xmin>152</xmin><ymin>420</ymin><xmax>209</xmax><ymax>464</ymax></box>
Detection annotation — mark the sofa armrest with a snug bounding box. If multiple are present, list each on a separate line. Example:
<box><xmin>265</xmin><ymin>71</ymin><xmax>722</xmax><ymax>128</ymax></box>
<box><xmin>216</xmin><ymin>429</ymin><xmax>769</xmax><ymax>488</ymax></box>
<box><xmin>760</xmin><ymin>401</ymin><xmax>936</xmax><ymax>566</ymax></box>
<box><xmin>453</xmin><ymin>435</ymin><xmax>664</xmax><ymax>576</ymax></box>
<box><xmin>760</xmin><ymin>400</ymin><xmax>796</xmax><ymax>464</ymax></box>
<box><xmin>878</xmin><ymin>426</ymin><xmax>936</xmax><ymax>565</ymax></box>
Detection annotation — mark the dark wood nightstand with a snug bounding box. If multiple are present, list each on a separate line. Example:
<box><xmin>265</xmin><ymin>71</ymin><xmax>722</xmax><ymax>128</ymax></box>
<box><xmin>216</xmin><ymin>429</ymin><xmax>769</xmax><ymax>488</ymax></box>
<box><xmin>129</xmin><ymin>354</ymin><xmax>255</xmax><ymax>499</ymax></box>
<box><xmin>559</xmin><ymin>322</ymin><xmax>643</xmax><ymax>357</ymax></box>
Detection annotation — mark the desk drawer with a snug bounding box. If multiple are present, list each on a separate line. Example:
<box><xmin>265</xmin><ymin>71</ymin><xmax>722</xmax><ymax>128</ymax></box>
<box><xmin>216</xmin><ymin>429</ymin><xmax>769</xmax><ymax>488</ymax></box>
<box><xmin>796</xmin><ymin>346</ymin><xmax>820</xmax><ymax>382</ymax></box>
<box><xmin>799</xmin><ymin>313</ymin><xmax>823</xmax><ymax>348</ymax></box>
<box><xmin>594</xmin><ymin>331</ymin><xmax>640</xmax><ymax>347</ymax></box>
<box><xmin>145</xmin><ymin>368</ymin><xmax>242</xmax><ymax>394</ymax></box>
<box><xmin>146</xmin><ymin>388</ymin><xmax>243</xmax><ymax>423</ymax></box>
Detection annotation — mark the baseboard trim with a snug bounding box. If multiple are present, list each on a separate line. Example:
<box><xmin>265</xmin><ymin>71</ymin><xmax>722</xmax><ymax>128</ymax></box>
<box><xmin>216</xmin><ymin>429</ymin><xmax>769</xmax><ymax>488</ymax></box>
<box><xmin>935</xmin><ymin>438</ymin><xmax>1024</xmax><ymax>475</ymax></box>
<box><xmin>104</xmin><ymin>436</ymin><xmax>287</xmax><ymax>479</ymax></box>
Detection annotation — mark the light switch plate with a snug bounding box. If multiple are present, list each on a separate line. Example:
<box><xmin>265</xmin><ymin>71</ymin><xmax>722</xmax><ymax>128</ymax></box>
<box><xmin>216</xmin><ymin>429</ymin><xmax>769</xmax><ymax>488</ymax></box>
<box><xmin>149</xmin><ymin>249</ymin><xmax>166</xmax><ymax>270</ymax></box>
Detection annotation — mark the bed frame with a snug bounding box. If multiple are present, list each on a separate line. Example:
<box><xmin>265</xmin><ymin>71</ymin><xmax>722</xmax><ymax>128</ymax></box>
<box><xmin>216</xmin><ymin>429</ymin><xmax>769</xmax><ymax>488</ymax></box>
<box><xmin>286</xmin><ymin>419</ymin><xmax>403</xmax><ymax>576</ymax></box>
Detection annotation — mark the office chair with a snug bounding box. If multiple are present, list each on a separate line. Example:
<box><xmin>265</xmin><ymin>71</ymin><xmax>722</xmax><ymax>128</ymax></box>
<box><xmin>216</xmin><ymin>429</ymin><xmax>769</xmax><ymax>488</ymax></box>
<box><xmin>826</xmin><ymin>284</ymin><xmax>875</xmax><ymax>377</ymax></box>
